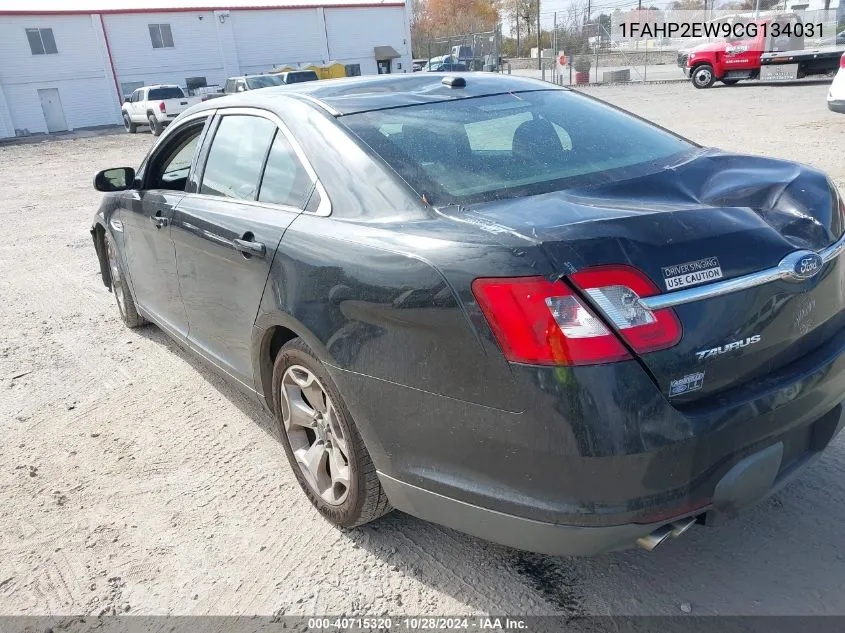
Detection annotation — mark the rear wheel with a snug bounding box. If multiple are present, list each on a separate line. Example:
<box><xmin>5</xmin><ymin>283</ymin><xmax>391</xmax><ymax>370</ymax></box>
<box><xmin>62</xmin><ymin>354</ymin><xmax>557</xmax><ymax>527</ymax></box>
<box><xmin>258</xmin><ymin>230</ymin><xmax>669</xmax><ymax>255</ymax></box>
<box><xmin>105</xmin><ymin>234</ymin><xmax>145</xmax><ymax>328</ymax></box>
<box><xmin>147</xmin><ymin>114</ymin><xmax>163</xmax><ymax>136</ymax></box>
<box><xmin>123</xmin><ymin>113</ymin><xmax>137</xmax><ymax>133</ymax></box>
<box><xmin>273</xmin><ymin>338</ymin><xmax>392</xmax><ymax>528</ymax></box>
<box><xmin>721</xmin><ymin>78</ymin><xmax>740</xmax><ymax>86</ymax></box>
<box><xmin>691</xmin><ymin>64</ymin><xmax>715</xmax><ymax>89</ymax></box>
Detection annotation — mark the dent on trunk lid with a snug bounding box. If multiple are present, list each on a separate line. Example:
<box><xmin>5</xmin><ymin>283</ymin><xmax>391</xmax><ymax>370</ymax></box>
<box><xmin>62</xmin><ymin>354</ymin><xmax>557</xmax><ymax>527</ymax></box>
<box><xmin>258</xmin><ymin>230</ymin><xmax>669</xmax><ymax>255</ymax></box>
<box><xmin>441</xmin><ymin>149</ymin><xmax>845</xmax><ymax>404</ymax></box>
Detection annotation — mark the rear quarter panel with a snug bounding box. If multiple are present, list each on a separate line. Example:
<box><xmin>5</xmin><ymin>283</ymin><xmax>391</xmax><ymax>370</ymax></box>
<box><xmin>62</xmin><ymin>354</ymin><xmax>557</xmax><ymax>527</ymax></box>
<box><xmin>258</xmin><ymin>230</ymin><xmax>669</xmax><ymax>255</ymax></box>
<box><xmin>251</xmin><ymin>96</ymin><xmax>557</xmax><ymax>413</ymax></box>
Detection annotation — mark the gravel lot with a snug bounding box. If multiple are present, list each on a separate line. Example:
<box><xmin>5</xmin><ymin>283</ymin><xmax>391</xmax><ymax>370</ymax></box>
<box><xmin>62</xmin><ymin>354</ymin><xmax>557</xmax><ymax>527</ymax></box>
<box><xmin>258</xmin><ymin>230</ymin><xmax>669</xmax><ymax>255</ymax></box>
<box><xmin>1</xmin><ymin>81</ymin><xmax>845</xmax><ymax>620</ymax></box>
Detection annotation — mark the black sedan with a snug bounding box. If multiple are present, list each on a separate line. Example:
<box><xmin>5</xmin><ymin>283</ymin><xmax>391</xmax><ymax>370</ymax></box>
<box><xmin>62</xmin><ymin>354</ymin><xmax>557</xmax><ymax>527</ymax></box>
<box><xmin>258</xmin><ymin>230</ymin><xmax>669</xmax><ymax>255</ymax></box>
<box><xmin>91</xmin><ymin>74</ymin><xmax>845</xmax><ymax>555</ymax></box>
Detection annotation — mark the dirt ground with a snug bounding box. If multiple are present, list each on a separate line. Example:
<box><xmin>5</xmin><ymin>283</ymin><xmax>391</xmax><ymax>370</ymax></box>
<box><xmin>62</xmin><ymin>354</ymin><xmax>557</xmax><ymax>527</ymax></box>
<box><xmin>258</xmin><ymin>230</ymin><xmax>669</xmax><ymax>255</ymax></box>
<box><xmin>1</xmin><ymin>81</ymin><xmax>845</xmax><ymax>620</ymax></box>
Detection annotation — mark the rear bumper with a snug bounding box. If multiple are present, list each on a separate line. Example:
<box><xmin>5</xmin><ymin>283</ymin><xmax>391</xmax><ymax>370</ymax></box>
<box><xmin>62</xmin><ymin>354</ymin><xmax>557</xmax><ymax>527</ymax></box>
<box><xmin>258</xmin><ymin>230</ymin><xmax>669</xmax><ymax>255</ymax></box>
<box><xmin>327</xmin><ymin>325</ymin><xmax>845</xmax><ymax>555</ymax></box>
<box><xmin>379</xmin><ymin>434</ymin><xmax>832</xmax><ymax>555</ymax></box>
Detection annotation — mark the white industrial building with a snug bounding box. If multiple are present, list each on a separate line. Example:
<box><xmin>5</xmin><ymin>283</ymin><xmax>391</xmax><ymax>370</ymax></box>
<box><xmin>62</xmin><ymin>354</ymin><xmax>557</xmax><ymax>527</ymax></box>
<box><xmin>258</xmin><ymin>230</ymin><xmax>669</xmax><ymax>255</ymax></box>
<box><xmin>0</xmin><ymin>0</ymin><xmax>412</xmax><ymax>138</ymax></box>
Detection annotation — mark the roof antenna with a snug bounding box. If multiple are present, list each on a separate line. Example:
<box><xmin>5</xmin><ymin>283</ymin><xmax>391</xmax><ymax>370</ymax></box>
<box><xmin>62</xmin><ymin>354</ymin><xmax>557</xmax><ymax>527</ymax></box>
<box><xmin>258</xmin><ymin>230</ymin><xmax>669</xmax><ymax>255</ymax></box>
<box><xmin>441</xmin><ymin>76</ymin><xmax>466</xmax><ymax>88</ymax></box>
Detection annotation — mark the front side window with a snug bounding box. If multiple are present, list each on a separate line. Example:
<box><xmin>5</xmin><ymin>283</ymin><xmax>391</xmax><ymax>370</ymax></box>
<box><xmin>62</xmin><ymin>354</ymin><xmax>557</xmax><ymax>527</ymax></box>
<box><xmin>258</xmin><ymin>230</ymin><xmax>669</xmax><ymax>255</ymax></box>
<box><xmin>149</xmin><ymin>23</ymin><xmax>174</xmax><ymax>49</ymax></box>
<box><xmin>342</xmin><ymin>90</ymin><xmax>692</xmax><ymax>205</ymax></box>
<box><xmin>146</xmin><ymin>119</ymin><xmax>208</xmax><ymax>191</ymax></box>
<box><xmin>258</xmin><ymin>132</ymin><xmax>312</xmax><ymax>208</ymax></box>
<box><xmin>26</xmin><ymin>28</ymin><xmax>57</xmax><ymax>55</ymax></box>
<box><xmin>200</xmin><ymin>115</ymin><xmax>276</xmax><ymax>200</ymax></box>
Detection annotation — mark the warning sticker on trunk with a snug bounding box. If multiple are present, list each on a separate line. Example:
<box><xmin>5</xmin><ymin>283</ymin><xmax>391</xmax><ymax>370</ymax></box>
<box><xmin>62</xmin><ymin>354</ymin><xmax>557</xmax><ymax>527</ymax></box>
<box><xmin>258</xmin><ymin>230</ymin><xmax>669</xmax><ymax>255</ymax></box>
<box><xmin>669</xmin><ymin>371</ymin><xmax>705</xmax><ymax>397</ymax></box>
<box><xmin>662</xmin><ymin>257</ymin><xmax>723</xmax><ymax>291</ymax></box>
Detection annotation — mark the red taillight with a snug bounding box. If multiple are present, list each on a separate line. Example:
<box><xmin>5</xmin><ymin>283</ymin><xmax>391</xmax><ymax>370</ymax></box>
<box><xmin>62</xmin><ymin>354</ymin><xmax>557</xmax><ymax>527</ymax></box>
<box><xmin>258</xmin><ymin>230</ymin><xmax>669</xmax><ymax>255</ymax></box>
<box><xmin>472</xmin><ymin>266</ymin><xmax>682</xmax><ymax>366</ymax></box>
<box><xmin>570</xmin><ymin>265</ymin><xmax>682</xmax><ymax>354</ymax></box>
<box><xmin>159</xmin><ymin>101</ymin><xmax>166</xmax><ymax>113</ymax></box>
<box><xmin>472</xmin><ymin>277</ymin><xmax>630</xmax><ymax>366</ymax></box>
<box><xmin>840</xmin><ymin>52</ymin><xmax>845</xmax><ymax>69</ymax></box>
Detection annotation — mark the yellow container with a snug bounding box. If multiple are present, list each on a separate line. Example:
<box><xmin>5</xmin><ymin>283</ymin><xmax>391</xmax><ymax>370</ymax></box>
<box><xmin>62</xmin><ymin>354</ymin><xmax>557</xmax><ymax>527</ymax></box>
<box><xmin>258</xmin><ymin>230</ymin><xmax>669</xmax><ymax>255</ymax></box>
<box><xmin>323</xmin><ymin>62</ymin><xmax>346</xmax><ymax>79</ymax></box>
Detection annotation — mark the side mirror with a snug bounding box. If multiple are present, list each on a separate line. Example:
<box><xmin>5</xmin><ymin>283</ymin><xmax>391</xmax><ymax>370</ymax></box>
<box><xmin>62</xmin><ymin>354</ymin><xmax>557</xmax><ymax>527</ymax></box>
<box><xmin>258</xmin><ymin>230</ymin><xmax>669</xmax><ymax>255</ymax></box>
<box><xmin>94</xmin><ymin>167</ymin><xmax>136</xmax><ymax>192</ymax></box>
<box><xmin>124</xmin><ymin>97</ymin><xmax>130</xmax><ymax>104</ymax></box>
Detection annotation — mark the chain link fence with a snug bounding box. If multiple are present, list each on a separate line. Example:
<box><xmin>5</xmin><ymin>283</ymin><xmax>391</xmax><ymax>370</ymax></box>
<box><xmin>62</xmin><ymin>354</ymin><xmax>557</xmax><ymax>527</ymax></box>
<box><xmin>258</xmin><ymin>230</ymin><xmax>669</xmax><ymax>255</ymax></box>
<box><xmin>502</xmin><ymin>20</ymin><xmax>685</xmax><ymax>87</ymax></box>
<box><xmin>416</xmin><ymin>28</ymin><xmax>503</xmax><ymax>72</ymax></box>
<box><xmin>501</xmin><ymin>8</ymin><xmax>842</xmax><ymax>86</ymax></box>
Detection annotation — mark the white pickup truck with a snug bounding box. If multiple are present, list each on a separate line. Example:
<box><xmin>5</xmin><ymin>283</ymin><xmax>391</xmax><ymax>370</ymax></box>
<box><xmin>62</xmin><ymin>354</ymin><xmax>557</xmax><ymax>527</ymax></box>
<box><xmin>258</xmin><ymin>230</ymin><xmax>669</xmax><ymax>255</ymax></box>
<box><xmin>121</xmin><ymin>85</ymin><xmax>201</xmax><ymax>136</ymax></box>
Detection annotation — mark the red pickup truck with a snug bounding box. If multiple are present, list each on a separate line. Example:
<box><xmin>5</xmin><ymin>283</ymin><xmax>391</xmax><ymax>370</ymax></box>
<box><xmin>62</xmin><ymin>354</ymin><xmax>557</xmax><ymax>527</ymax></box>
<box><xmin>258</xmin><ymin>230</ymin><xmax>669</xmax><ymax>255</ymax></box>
<box><xmin>685</xmin><ymin>13</ymin><xmax>845</xmax><ymax>88</ymax></box>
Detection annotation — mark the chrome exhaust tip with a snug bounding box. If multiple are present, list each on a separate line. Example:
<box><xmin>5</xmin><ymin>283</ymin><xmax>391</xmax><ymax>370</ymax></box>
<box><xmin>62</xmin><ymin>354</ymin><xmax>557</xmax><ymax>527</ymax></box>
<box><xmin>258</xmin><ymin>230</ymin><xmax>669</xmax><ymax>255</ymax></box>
<box><xmin>637</xmin><ymin>516</ymin><xmax>698</xmax><ymax>551</ymax></box>
<box><xmin>636</xmin><ymin>524</ymin><xmax>673</xmax><ymax>551</ymax></box>
<box><xmin>669</xmin><ymin>516</ymin><xmax>697</xmax><ymax>538</ymax></box>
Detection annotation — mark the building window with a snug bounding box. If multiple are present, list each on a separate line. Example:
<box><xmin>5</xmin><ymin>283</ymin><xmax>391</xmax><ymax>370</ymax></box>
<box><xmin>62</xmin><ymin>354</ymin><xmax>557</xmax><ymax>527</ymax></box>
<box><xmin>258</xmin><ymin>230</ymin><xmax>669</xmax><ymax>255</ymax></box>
<box><xmin>185</xmin><ymin>77</ymin><xmax>207</xmax><ymax>92</ymax></box>
<box><xmin>120</xmin><ymin>81</ymin><xmax>144</xmax><ymax>101</ymax></box>
<box><xmin>26</xmin><ymin>28</ymin><xmax>57</xmax><ymax>55</ymax></box>
<box><xmin>148</xmin><ymin>24</ymin><xmax>174</xmax><ymax>49</ymax></box>
<box><xmin>344</xmin><ymin>64</ymin><xmax>361</xmax><ymax>77</ymax></box>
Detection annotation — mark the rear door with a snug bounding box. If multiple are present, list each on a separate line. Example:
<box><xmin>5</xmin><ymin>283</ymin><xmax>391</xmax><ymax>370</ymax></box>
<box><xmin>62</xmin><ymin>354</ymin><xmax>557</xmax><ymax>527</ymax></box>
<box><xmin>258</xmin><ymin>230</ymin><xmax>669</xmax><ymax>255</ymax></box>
<box><xmin>171</xmin><ymin>109</ymin><xmax>317</xmax><ymax>386</ymax></box>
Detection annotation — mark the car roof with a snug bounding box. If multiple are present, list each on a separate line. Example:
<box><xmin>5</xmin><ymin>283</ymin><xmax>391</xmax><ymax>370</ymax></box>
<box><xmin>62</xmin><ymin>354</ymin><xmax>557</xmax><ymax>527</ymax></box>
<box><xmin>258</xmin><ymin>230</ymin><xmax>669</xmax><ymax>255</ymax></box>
<box><xmin>217</xmin><ymin>73</ymin><xmax>564</xmax><ymax>116</ymax></box>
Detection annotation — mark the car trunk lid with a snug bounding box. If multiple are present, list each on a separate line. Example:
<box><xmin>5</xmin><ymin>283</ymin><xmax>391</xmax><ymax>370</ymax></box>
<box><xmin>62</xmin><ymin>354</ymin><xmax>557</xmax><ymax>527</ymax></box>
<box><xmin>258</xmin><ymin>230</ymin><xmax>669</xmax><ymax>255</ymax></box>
<box><xmin>448</xmin><ymin>150</ymin><xmax>845</xmax><ymax>403</ymax></box>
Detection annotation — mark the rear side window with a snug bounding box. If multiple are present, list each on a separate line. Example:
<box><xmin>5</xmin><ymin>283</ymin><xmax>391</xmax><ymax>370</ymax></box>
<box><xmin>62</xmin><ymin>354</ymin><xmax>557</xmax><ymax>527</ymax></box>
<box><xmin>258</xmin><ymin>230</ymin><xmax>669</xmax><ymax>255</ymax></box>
<box><xmin>341</xmin><ymin>90</ymin><xmax>692</xmax><ymax>205</ymax></box>
<box><xmin>201</xmin><ymin>115</ymin><xmax>276</xmax><ymax>200</ymax></box>
<box><xmin>258</xmin><ymin>132</ymin><xmax>312</xmax><ymax>208</ymax></box>
<box><xmin>148</xmin><ymin>87</ymin><xmax>184</xmax><ymax>100</ymax></box>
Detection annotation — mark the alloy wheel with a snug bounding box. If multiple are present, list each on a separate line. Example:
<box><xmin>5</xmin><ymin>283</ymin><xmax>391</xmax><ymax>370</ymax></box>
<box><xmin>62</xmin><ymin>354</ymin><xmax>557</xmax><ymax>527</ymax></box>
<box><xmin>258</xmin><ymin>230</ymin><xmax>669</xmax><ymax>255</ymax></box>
<box><xmin>280</xmin><ymin>365</ymin><xmax>351</xmax><ymax>505</ymax></box>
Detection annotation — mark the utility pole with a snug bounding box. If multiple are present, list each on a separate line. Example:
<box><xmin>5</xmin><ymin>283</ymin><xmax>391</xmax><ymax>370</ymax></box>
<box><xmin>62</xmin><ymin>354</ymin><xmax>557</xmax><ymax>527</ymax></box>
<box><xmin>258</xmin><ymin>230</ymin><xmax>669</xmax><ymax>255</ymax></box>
<box><xmin>537</xmin><ymin>0</ymin><xmax>541</xmax><ymax>70</ymax></box>
<box><xmin>553</xmin><ymin>11</ymin><xmax>557</xmax><ymax>82</ymax></box>
<box><xmin>638</xmin><ymin>0</ymin><xmax>642</xmax><ymax>51</ymax></box>
<box><xmin>516</xmin><ymin>15</ymin><xmax>520</xmax><ymax>58</ymax></box>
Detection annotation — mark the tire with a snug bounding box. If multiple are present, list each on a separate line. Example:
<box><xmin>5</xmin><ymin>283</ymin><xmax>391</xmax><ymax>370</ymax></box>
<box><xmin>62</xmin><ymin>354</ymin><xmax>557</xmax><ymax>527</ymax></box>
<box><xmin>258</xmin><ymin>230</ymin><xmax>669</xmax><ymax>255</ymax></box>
<box><xmin>105</xmin><ymin>234</ymin><xmax>145</xmax><ymax>328</ymax></box>
<box><xmin>123</xmin><ymin>113</ymin><xmax>137</xmax><ymax>134</ymax></box>
<box><xmin>272</xmin><ymin>338</ymin><xmax>392</xmax><ymax>528</ymax></box>
<box><xmin>691</xmin><ymin>64</ymin><xmax>715</xmax><ymax>89</ymax></box>
<box><xmin>721</xmin><ymin>78</ymin><xmax>740</xmax><ymax>86</ymax></box>
<box><xmin>147</xmin><ymin>114</ymin><xmax>163</xmax><ymax>136</ymax></box>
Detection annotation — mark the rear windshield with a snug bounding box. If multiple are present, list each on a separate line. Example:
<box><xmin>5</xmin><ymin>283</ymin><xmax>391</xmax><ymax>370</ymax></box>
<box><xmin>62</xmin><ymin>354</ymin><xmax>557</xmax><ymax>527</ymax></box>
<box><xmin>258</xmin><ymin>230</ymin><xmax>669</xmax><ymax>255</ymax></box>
<box><xmin>246</xmin><ymin>75</ymin><xmax>286</xmax><ymax>89</ymax></box>
<box><xmin>285</xmin><ymin>71</ymin><xmax>319</xmax><ymax>83</ymax></box>
<box><xmin>341</xmin><ymin>90</ymin><xmax>692</xmax><ymax>205</ymax></box>
<box><xmin>148</xmin><ymin>87</ymin><xmax>185</xmax><ymax>100</ymax></box>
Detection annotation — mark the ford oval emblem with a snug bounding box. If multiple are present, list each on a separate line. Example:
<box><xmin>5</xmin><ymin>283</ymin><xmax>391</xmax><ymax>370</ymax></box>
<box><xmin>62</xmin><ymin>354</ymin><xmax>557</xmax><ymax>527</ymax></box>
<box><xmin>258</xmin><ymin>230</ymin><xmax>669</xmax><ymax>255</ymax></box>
<box><xmin>792</xmin><ymin>252</ymin><xmax>823</xmax><ymax>280</ymax></box>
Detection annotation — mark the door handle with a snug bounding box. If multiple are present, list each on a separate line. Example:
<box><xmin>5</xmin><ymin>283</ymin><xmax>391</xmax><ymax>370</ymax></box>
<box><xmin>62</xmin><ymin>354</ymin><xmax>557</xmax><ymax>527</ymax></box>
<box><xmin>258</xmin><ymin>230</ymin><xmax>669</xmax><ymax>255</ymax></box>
<box><xmin>149</xmin><ymin>215</ymin><xmax>169</xmax><ymax>229</ymax></box>
<box><xmin>233</xmin><ymin>237</ymin><xmax>266</xmax><ymax>258</ymax></box>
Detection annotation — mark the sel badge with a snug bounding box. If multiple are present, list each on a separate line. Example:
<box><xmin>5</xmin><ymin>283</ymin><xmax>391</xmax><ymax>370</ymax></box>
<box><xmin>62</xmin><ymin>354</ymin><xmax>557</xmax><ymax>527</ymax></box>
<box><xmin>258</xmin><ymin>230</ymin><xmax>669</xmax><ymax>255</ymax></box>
<box><xmin>669</xmin><ymin>372</ymin><xmax>705</xmax><ymax>397</ymax></box>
